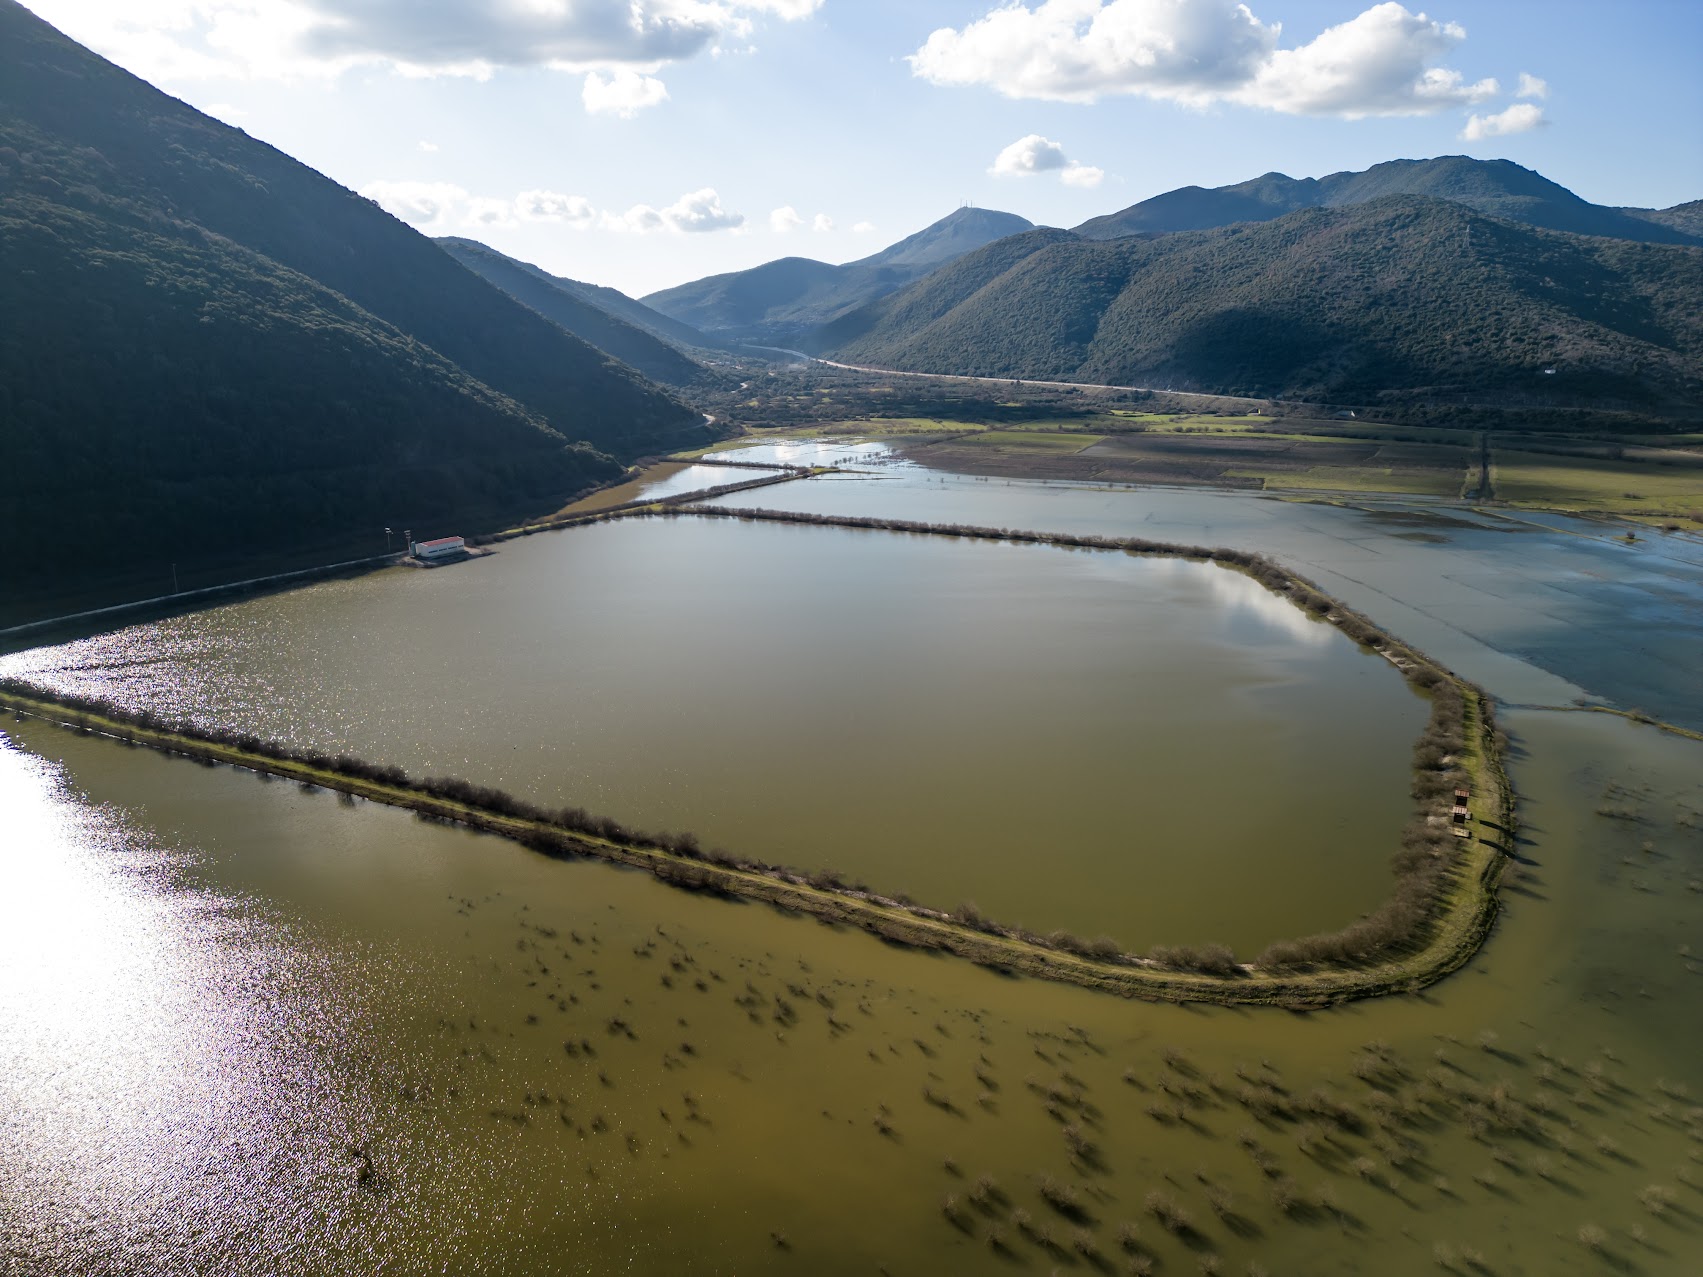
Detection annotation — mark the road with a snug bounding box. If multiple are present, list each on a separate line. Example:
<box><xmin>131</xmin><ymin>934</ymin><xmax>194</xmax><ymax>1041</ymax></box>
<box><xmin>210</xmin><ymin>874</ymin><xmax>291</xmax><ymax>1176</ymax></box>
<box><xmin>747</xmin><ymin>347</ymin><xmax>1272</xmax><ymax>408</ymax></box>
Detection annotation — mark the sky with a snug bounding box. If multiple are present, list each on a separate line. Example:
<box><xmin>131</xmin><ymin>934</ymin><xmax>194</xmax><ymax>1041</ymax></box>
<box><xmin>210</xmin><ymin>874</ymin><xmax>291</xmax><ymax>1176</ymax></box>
<box><xmin>18</xmin><ymin>0</ymin><xmax>1703</xmax><ymax>297</ymax></box>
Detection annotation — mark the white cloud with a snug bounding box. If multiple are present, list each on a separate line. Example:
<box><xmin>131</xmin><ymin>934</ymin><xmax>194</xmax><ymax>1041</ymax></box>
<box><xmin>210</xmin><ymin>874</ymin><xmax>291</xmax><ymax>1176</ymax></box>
<box><xmin>744</xmin><ymin>0</ymin><xmax>824</xmax><ymax>16</ymax></box>
<box><xmin>1516</xmin><ymin>72</ymin><xmax>1548</xmax><ymax>99</ymax></box>
<box><xmin>770</xmin><ymin>204</ymin><xmax>805</xmax><ymax>232</ymax></box>
<box><xmin>17</xmin><ymin>0</ymin><xmax>821</xmax><ymax>89</ymax></box>
<box><xmin>361</xmin><ymin>180</ymin><xmax>741</xmax><ymax>236</ymax></box>
<box><xmin>990</xmin><ymin>134</ymin><xmax>1104</xmax><ymax>187</ymax></box>
<box><xmin>990</xmin><ymin>133</ymin><xmax>1070</xmax><ymax>176</ymax></box>
<box><xmin>1461</xmin><ymin>101</ymin><xmax>1545</xmax><ymax>141</ymax></box>
<box><xmin>516</xmin><ymin>190</ymin><xmax>597</xmax><ymax>227</ymax></box>
<box><xmin>912</xmin><ymin>0</ymin><xmax>1513</xmax><ymax>119</ymax></box>
<box><xmin>663</xmin><ymin>187</ymin><xmax>744</xmax><ymax>232</ymax></box>
<box><xmin>358</xmin><ymin>180</ymin><xmax>470</xmax><ymax>229</ymax></box>
<box><xmin>602</xmin><ymin>204</ymin><xmax>669</xmax><ymax>234</ymax></box>
<box><xmin>609</xmin><ymin>188</ymin><xmax>745</xmax><ymax>234</ymax></box>
<box><xmin>582</xmin><ymin>68</ymin><xmax>670</xmax><ymax>117</ymax></box>
<box><xmin>1242</xmin><ymin>4</ymin><xmax>1497</xmax><ymax>117</ymax></box>
<box><xmin>852</xmin><ymin>221</ymin><xmax>877</xmax><ymax>234</ymax></box>
<box><xmin>811</xmin><ymin>213</ymin><xmax>834</xmax><ymax>232</ymax></box>
<box><xmin>464</xmin><ymin>196</ymin><xmax>518</xmax><ymax>229</ymax></box>
<box><xmin>417</xmin><ymin>140</ymin><xmax>439</xmax><ymax>153</ymax></box>
<box><xmin>916</xmin><ymin>0</ymin><xmax>1273</xmax><ymax>106</ymax></box>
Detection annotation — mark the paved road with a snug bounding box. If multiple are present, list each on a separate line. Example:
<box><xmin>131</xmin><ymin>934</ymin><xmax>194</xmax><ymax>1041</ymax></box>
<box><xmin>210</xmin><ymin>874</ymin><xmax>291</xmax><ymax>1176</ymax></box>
<box><xmin>749</xmin><ymin>346</ymin><xmax>1273</xmax><ymax>408</ymax></box>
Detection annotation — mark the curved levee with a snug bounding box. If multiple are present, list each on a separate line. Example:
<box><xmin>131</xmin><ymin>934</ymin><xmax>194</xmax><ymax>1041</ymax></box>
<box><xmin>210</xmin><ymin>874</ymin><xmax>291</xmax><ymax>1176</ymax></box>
<box><xmin>0</xmin><ymin>509</ymin><xmax>1515</xmax><ymax>1007</ymax></box>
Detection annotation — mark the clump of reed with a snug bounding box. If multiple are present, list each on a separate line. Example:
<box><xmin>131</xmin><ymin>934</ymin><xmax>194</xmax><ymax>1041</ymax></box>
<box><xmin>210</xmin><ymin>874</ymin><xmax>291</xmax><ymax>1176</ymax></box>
<box><xmin>1144</xmin><ymin>1190</ymin><xmax>1194</xmax><ymax>1236</ymax></box>
<box><xmin>1037</xmin><ymin>1174</ymin><xmax>1089</xmax><ymax>1221</ymax></box>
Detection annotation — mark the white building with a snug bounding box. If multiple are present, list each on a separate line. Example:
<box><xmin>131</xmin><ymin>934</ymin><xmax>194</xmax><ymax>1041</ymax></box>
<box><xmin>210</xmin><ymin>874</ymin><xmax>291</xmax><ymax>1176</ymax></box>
<box><xmin>411</xmin><ymin>535</ymin><xmax>466</xmax><ymax>560</ymax></box>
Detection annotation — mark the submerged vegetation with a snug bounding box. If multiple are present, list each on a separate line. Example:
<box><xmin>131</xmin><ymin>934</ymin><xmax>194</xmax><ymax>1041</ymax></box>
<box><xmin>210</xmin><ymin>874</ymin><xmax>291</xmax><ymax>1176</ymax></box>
<box><xmin>0</xmin><ymin>503</ymin><xmax>1513</xmax><ymax>1006</ymax></box>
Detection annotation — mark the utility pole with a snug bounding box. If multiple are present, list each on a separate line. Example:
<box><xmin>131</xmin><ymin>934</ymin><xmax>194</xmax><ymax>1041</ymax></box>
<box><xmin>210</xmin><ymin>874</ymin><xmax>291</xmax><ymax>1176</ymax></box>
<box><xmin>171</xmin><ymin>562</ymin><xmax>179</xmax><ymax>594</ymax></box>
<box><xmin>384</xmin><ymin>526</ymin><xmax>393</xmax><ymax>555</ymax></box>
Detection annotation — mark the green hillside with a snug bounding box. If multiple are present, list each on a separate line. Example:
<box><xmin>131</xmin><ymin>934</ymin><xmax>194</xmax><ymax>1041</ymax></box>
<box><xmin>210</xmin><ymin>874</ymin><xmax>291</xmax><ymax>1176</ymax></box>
<box><xmin>548</xmin><ymin>274</ymin><xmax>733</xmax><ymax>354</ymax></box>
<box><xmin>642</xmin><ymin>207</ymin><xmax>1034</xmax><ymax>342</ymax></box>
<box><xmin>806</xmin><ymin>227</ymin><xmax>1082</xmax><ymax>354</ymax></box>
<box><xmin>437</xmin><ymin>237</ymin><xmax>718</xmax><ymax>388</ymax></box>
<box><xmin>830</xmin><ymin>197</ymin><xmax>1703</xmax><ymax>412</ymax></box>
<box><xmin>0</xmin><ymin>1</ymin><xmax>704</xmax><ymax>613</ymax></box>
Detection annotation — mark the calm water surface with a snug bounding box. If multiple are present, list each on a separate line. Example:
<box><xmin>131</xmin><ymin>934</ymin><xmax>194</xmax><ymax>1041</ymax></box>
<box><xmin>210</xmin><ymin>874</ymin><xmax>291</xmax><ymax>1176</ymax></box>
<box><xmin>722</xmin><ymin>439</ymin><xmax>1703</xmax><ymax>730</ymax></box>
<box><xmin>4</xmin><ymin>452</ymin><xmax>1701</xmax><ymax>1276</ymax></box>
<box><xmin>1</xmin><ymin>515</ymin><xmax>1422</xmax><ymax>951</ymax></box>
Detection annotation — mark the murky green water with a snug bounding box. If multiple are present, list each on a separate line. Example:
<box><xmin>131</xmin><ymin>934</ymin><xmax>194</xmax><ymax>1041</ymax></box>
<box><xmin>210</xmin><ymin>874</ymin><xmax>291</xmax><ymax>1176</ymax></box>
<box><xmin>0</xmin><ymin>515</ymin><xmax>1422</xmax><ymax>951</ymax></box>
<box><xmin>4</xmin><ymin>452</ymin><xmax>1701</xmax><ymax>1276</ymax></box>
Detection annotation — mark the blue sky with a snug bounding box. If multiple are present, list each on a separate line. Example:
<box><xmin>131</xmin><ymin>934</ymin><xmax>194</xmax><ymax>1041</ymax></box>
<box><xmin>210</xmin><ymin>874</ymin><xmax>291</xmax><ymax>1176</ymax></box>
<box><xmin>20</xmin><ymin>0</ymin><xmax>1703</xmax><ymax>296</ymax></box>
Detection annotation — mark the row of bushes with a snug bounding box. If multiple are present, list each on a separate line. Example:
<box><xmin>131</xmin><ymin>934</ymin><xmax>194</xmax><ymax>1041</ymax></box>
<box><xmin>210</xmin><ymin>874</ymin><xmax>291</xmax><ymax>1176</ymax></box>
<box><xmin>479</xmin><ymin>469</ymin><xmax>811</xmax><ymax>545</ymax></box>
<box><xmin>1</xmin><ymin>506</ymin><xmax>1496</xmax><ymax>984</ymax></box>
<box><xmin>650</xmin><ymin>506</ymin><xmax>1491</xmax><ymax>977</ymax></box>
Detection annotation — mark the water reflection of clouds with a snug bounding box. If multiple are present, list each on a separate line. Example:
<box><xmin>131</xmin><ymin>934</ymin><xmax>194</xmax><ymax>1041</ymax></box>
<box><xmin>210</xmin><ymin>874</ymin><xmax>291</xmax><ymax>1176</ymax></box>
<box><xmin>727</xmin><ymin>438</ymin><xmax>901</xmax><ymax>469</ymax></box>
<box><xmin>1144</xmin><ymin>556</ymin><xmax>1334</xmax><ymax>647</ymax></box>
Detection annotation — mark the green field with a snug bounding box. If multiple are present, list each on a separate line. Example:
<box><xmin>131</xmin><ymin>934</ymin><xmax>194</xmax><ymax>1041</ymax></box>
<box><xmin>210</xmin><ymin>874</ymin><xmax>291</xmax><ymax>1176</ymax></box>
<box><xmin>960</xmin><ymin>429</ymin><xmax>1106</xmax><ymax>453</ymax></box>
<box><xmin>1493</xmin><ymin>448</ymin><xmax>1703</xmax><ymax>522</ymax></box>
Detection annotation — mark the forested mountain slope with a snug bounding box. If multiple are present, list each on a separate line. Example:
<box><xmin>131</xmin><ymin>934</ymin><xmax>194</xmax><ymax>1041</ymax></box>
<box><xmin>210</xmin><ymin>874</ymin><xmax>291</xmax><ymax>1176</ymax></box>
<box><xmin>437</xmin><ymin>237</ymin><xmax>718</xmax><ymax>387</ymax></box>
<box><xmin>642</xmin><ymin>208</ymin><xmax>1033</xmax><ymax>342</ymax></box>
<box><xmin>0</xmin><ymin>1</ymin><xmax>702</xmax><ymax>608</ymax></box>
<box><xmin>830</xmin><ymin>197</ymin><xmax>1703</xmax><ymax>411</ymax></box>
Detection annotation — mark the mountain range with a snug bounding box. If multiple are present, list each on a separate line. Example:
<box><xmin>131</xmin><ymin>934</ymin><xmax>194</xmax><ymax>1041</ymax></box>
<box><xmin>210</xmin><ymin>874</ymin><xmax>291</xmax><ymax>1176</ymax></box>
<box><xmin>638</xmin><ymin>156</ymin><xmax>1700</xmax><ymax>409</ymax></box>
<box><xmin>0</xmin><ymin>0</ymin><xmax>704</xmax><ymax>611</ymax></box>
<box><xmin>823</xmin><ymin>195</ymin><xmax>1703</xmax><ymax>410</ymax></box>
<box><xmin>1072</xmin><ymin>156</ymin><xmax>1702</xmax><ymax>247</ymax></box>
<box><xmin>641</xmin><ymin>207</ymin><xmax>1033</xmax><ymax>342</ymax></box>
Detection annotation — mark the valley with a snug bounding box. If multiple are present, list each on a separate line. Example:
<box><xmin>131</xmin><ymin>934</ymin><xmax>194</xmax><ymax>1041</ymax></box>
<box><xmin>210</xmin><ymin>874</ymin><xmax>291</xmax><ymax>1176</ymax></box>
<box><xmin>3</xmin><ymin>3</ymin><xmax>1701</xmax><ymax>1274</ymax></box>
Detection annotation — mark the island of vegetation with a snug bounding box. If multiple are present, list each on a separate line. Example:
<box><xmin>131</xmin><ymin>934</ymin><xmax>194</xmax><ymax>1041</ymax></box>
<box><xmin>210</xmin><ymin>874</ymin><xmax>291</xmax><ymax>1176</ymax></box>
<box><xmin>0</xmin><ymin>503</ymin><xmax>1515</xmax><ymax>1009</ymax></box>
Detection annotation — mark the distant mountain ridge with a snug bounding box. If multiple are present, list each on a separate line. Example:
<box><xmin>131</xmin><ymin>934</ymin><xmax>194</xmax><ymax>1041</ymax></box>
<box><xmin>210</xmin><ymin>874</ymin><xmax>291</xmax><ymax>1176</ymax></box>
<box><xmin>642</xmin><ymin>207</ymin><xmax>1034</xmax><ymax>342</ymax></box>
<box><xmin>436</xmin><ymin>237</ymin><xmax>719</xmax><ymax>387</ymax></box>
<box><xmin>1075</xmin><ymin>156</ymin><xmax>1702</xmax><ymax>247</ymax></box>
<box><xmin>828</xmin><ymin>195</ymin><xmax>1703</xmax><ymax>412</ymax></box>
<box><xmin>0</xmin><ymin>0</ymin><xmax>702</xmax><ymax>609</ymax></box>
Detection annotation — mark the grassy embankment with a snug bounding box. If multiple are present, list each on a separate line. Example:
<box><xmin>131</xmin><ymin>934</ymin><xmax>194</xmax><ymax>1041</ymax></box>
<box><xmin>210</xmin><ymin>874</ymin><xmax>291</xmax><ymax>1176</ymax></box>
<box><xmin>0</xmin><ymin>507</ymin><xmax>1513</xmax><ymax>1008</ymax></box>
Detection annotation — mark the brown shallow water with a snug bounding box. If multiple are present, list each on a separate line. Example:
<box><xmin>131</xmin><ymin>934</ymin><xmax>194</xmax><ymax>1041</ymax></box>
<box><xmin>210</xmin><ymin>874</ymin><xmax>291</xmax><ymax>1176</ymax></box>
<box><xmin>2</xmin><ymin>707</ymin><xmax>1699</xmax><ymax>1276</ymax></box>
<box><xmin>4</xmin><ymin>463</ymin><xmax>1701</xmax><ymax>1275</ymax></box>
<box><xmin>0</xmin><ymin>515</ymin><xmax>1423</xmax><ymax>953</ymax></box>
